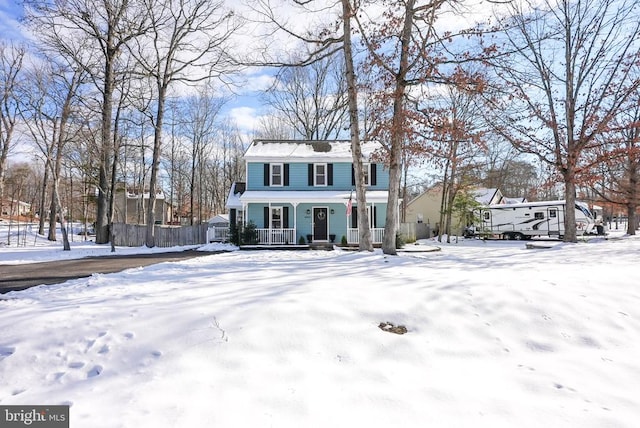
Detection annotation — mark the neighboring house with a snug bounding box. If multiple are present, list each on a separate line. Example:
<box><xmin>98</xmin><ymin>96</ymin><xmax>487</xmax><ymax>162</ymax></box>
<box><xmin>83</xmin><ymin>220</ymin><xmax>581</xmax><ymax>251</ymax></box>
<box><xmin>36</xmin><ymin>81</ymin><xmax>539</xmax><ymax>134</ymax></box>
<box><xmin>405</xmin><ymin>186</ymin><xmax>506</xmax><ymax>236</ymax></box>
<box><xmin>207</xmin><ymin>214</ymin><xmax>230</xmax><ymax>242</ymax></box>
<box><xmin>112</xmin><ymin>183</ymin><xmax>173</xmax><ymax>225</ymax></box>
<box><xmin>226</xmin><ymin>139</ymin><xmax>395</xmax><ymax>245</ymax></box>
<box><xmin>1</xmin><ymin>198</ymin><xmax>32</xmax><ymax>218</ymax></box>
<box><xmin>208</xmin><ymin>214</ymin><xmax>230</xmax><ymax>227</ymax></box>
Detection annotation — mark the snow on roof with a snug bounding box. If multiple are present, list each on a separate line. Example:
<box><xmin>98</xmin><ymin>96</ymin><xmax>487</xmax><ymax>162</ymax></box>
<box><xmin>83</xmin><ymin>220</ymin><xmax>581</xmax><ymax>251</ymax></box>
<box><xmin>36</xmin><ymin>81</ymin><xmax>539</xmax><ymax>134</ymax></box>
<box><xmin>244</xmin><ymin>140</ymin><xmax>382</xmax><ymax>162</ymax></box>
<box><xmin>226</xmin><ymin>182</ymin><xmax>244</xmax><ymax>209</ymax></box>
<box><xmin>473</xmin><ymin>188</ymin><xmax>501</xmax><ymax>205</ymax></box>
<box><xmin>208</xmin><ymin>214</ymin><xmax>229</xmax><ymax>224</ymax></box>
<box><xmin>502</xmin><ymin>197</ymin><xmax>528</xmax><ymax>204</ymax></box>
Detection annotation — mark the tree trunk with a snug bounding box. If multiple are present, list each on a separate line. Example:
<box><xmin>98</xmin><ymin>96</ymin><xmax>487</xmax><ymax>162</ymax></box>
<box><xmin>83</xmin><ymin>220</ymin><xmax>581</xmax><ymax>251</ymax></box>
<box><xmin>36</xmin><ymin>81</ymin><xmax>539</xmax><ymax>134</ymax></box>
<box><xmin>47</xmin><ymin>186</ymin><xmax>57</xmax><ymax>241</ymax></box>
<box><xmin>38</xmin><ymin>159</ymin><xmax>50</xmax><ymax>235</ymax></box>
<box><xmin>342</xmin><ymin>0</ymin><xmax>372</xmax><ymax>251</ymax></box>
<box><xmin>563</xmin><ymin>175</ymin><xmax>577</xmax><ymax>242</ymax></box>
<box><xmin>382</xmin><ymin>0</ymin><xmax>416</xmax><ymax>255</ymax></box>
<box><xmin>145</xmin><ymin>84</ymin><xmax>167</xmax><ymax>247</ymax></box>
<box><xmin>95</xmin><ymin>53</ymin><xmax>116</xmax><ymax>244</ymax></box>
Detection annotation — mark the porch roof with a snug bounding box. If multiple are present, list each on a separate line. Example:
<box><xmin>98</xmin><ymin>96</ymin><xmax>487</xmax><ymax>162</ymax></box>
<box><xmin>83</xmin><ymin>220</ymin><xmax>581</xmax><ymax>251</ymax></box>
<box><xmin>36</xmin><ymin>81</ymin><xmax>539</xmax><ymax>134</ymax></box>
<box><xmin>239</xmin><ymin>190</ymin><xmax>390</xmax><ymax>204</ymax></box>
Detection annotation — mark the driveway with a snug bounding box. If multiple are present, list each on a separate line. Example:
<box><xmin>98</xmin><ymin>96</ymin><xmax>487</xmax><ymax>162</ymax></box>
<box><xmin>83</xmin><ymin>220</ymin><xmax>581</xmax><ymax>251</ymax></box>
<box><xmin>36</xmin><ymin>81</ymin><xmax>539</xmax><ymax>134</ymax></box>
<box><xmin>0</xmin><ymin>250</ymin><xmax>223</xmax><ymax>294</ymax></box>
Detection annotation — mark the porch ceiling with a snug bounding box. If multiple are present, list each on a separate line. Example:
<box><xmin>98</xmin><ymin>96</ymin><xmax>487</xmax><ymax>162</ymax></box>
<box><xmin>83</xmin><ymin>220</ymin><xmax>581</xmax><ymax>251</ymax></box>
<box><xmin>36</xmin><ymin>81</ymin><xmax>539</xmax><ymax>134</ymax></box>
<box><xmin>239</xmin><ymin>190</ymin><xmax>390</xmax><ymax>204</ymax></box>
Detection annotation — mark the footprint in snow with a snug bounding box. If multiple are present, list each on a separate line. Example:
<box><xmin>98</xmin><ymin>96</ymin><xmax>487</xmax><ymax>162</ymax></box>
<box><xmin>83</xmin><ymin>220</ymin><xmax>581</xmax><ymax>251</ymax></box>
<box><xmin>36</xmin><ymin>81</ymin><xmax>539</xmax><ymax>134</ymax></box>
<box><xmin>0</xmin><ymin>346</ymin><xmax>15</xmax><ymax>361</ymax></box>
<box><xmin>87</xmin><ymin>365</ymin><xmax>103</xmax><ymax>378</ymax></box>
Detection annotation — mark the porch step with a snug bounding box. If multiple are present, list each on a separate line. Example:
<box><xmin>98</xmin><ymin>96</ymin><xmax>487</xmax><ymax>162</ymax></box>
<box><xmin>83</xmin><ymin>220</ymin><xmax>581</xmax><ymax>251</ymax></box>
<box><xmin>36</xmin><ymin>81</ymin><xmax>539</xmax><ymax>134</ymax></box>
<box><xmin>309</xmin><ymin>242</ymin><xmax>336</xmax><ymax>251</ymax></box>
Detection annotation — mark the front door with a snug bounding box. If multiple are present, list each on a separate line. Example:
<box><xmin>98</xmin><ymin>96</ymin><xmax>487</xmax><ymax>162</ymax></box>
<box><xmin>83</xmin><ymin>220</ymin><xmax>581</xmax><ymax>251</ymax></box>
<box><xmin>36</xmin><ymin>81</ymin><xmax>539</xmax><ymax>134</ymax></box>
<box><xmin>548</xmin><ymin>208</ymin><xmax>561</xmax><ymax>236</ymax></box>
<box><xmin>313</xmin><ymin>207</ymin><xmax>328</xmax><ymax>241</ymax></box>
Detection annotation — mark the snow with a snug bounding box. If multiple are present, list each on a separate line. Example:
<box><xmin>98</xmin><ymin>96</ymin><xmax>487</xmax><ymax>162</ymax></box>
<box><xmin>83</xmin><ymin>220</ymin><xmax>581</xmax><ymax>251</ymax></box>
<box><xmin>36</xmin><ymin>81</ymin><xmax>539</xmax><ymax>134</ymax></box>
<box><xmin>244</xmin><ymin>140</ymin><xmax>381</xmax><ymax>161</ymax></box>
<box><xmin>1</xmin><ymin>227</ymin><xmax>639</xmax><ymax>427</ymax></box>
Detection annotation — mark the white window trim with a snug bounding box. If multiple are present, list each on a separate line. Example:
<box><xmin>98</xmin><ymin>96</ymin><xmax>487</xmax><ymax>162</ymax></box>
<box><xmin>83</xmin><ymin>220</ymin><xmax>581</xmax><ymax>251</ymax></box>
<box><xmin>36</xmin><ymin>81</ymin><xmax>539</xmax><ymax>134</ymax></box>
<box><xmin>314</xmin><ymin>163</ymin><xmax>328</xmax><ymax>187</ymax></box>
<box><xmin>270</xmin><ymin>163</ymin><xmax>284</xmax><ymax>187</ymax></box>
<box><xmin>363</xmin><ymin>163</ymin><xmax>371</xmax><ymax>186</ymax></box>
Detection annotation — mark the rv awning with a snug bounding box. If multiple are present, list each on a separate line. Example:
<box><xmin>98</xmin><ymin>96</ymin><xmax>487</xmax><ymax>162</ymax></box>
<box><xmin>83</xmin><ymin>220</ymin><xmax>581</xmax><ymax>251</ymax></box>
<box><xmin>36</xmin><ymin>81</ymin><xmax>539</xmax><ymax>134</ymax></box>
<box><xmin>239</xmin><ymin>190</ymin><xmax>390</xmax><ymax>204</ymax></box>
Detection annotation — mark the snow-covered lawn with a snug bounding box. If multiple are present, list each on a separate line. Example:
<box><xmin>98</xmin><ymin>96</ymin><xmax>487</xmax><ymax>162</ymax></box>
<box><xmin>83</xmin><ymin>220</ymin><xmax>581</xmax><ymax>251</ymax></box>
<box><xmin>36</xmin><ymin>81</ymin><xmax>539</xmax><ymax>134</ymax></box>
<box><xmin>1</xmin><ymin>230</ymin><xmax>639</xmax><ymax>427</ymax></box>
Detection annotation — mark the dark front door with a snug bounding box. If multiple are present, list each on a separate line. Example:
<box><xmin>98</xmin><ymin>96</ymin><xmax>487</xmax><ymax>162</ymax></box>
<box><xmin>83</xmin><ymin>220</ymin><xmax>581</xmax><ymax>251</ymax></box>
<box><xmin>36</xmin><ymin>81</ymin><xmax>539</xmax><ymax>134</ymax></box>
<box><xmin>313</xmin><ymin>207</ymin><xmax>328</xmax><ymax>241</ymax></box>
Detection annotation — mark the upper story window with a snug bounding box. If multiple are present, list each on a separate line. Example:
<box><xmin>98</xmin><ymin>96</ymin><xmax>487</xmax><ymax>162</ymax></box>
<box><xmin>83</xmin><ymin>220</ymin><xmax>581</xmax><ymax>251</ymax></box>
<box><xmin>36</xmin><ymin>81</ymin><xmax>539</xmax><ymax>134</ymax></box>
<box><xmin>270</xmin><ymin>163</ymin><xmax>283</xmax><ymax>186</ymax></box>
<box><xmin>314</xmin><ymin>163</ymin><xmax>327</xmax><ymax>186</ymax></box>
<box><xmin>308</xmin><ymin>163</ymin><xmax>333</xmax><ymax>186</ymax></box>
<box><xmin>363</xmin><ymin>163</ymin><xmax>371</xmax><ymax>186</ymax></box>
<box><xmin>352</xmin><ymin>163</ymin><xmax>377</xmax><ymax>186</ymax></box>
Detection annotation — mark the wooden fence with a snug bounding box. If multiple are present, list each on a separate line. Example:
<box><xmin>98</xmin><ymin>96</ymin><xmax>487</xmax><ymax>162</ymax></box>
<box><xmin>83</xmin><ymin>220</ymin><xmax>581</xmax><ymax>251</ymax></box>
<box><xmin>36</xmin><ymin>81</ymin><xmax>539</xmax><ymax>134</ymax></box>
<box><xmin>112</xmin><ymin>223</ymin><xmax>209</xmax><ymax>247</ymax></box>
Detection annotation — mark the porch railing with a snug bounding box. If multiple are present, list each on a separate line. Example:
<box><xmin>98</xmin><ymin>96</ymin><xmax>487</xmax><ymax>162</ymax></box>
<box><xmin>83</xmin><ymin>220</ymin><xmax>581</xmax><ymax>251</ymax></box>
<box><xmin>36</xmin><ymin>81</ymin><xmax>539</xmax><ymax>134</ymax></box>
<box><xmin>251</xmin><ymin>227</ymin><xmax>384</xmax><ymax>245</ymax></box>
<box><xmin>256</xmin><ymin>228</ymin><xmax>296</xmax><ymax>245</ymax></box>
<box><xmin>347</xmin><ymin>227</ymin><xmax>385</xmax><ymax>244</ymax></box>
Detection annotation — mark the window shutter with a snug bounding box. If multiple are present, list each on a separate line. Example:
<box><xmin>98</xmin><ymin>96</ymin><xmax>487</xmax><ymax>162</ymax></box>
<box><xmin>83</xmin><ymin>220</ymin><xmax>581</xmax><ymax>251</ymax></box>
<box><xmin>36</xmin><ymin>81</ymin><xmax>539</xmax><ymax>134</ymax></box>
<box><xmin>264</xmin><ymin>164</ymin><xmax>270</xmax><ymax>186</ymax></box>
<box><xmin>308</xmin><ymin>164</ymin><xmax>314</xmax><ymax>186</ymax></box>
<box><xmin>327</xmin><ymin>163</ymin><xmax>333</xmax><ymax>186</ymax></box>
<box><xmin>284</xmin><ymin>164</ymin><xmax>290</xmax><ymax>186</ymax></box>
<box><xmin>351</xmin><ymin>165</ymin><xmax>355</xmax><ymax>186</ymax></box>
<box><xmin>373</xmin><ymin>206</ymin><xmax>377</xmax><ymax>228</ymax></box>
<box><xmin>263</xmin><ymin>207</ymin><xmax>269</xmax><ymax>228</ymax></box>
<box><xmin>283</xmin><ymin>207</ymin><xmax>289</xmax><ymax>228</ymax></box>
<box><xmin>371</xmin><ymin>164</ymin><xmax>377</xmax><ymax>186</ymax></box>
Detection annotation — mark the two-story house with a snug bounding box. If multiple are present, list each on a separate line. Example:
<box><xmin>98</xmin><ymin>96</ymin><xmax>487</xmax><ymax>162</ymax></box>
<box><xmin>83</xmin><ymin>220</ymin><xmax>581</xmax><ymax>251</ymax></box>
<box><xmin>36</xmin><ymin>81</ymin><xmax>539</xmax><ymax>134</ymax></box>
<box><xmin>226</xmin><ymin>139</ymin><xmax>394</xmax><ymax>245</ymax></box>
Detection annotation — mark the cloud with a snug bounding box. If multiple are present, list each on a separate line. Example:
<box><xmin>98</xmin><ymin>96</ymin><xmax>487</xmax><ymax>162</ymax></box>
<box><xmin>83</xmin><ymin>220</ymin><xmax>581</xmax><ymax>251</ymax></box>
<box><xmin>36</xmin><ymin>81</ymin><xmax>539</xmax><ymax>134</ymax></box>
<box><xmin>228</xmin><ymin>106</ymin><xmax>261</xmax><ymax>133</ymax></box>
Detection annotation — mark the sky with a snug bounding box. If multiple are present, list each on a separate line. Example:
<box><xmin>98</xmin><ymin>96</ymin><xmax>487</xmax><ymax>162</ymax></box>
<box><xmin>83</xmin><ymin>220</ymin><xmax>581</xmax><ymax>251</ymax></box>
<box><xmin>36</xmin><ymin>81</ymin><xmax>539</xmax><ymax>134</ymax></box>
<box><xmin>0</xmin><ymin>0</ymin><xmax>278</xmax><ymax>143</ymax></box>
<box><xmin>0</xmin><ymin>225</ymin><xmax>639</xmax><ymax>427</ymax></box>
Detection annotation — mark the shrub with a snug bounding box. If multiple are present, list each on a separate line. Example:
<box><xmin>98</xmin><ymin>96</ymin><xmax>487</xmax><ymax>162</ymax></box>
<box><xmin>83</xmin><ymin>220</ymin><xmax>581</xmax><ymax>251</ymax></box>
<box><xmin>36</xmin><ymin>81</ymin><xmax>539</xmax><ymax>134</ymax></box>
<box><xmin>241</xmin><ymin>221</ymin><xmax>259</xmax><ymax>245</ymax></box>
<box><xmin>229</xmin><ymin>223</ymin><xmax>240</xmax><ymax>246</ymax></box>
<box><xmin>341</xmin><ymin>235</ymin><xmax>348</xmax><ymax>246</ymax></box>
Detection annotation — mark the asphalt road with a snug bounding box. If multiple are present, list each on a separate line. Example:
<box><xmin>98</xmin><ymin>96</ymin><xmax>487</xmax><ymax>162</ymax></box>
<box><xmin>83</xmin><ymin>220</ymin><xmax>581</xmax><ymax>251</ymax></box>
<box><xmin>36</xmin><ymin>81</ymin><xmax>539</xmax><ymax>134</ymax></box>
<box><xmin>0</xmin><ymin>250</ymin><xmax>223</xmax><ymax>294</ymax></box>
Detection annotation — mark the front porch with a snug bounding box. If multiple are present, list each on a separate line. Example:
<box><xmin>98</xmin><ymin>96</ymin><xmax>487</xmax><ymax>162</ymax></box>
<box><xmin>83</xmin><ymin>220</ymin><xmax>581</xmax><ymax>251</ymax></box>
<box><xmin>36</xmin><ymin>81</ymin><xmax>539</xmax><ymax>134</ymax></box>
<box><xmin>254</xmin><ymin>227</ymin><xmax>385</xmax><ymax>245</ymax></box>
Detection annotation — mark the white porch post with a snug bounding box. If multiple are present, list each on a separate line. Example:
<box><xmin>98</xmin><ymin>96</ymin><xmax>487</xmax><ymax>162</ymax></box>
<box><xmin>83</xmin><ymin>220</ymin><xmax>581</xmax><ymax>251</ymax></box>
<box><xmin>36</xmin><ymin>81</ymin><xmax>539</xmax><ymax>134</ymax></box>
<box><xmin>242</xmin><ymin>203</ymin><xmax>247</xmax><ymax>227</ymax></box>
<box><xmin>268</xmin><ymin>202</ymin><xmax>272</xmax><ymax>245</ymax></box>
<box><xmin>293</xmin><ymin>202</ymin><xmax>298</xmax><ymax>243</ymax></box>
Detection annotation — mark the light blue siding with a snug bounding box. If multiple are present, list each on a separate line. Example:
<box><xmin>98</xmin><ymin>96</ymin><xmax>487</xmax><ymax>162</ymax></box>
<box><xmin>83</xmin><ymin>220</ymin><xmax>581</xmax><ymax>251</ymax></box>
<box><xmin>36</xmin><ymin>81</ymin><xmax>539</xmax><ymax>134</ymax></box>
<box><xmin>247</xmin><ymin>161</ymin><xmax>389</xmax><ymax>191</ymax></box>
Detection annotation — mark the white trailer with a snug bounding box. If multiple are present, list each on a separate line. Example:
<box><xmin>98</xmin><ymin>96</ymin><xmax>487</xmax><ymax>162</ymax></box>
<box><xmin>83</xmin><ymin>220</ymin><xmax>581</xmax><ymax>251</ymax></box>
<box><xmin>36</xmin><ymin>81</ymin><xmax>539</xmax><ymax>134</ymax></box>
<box><xmin>471</xmin><ymin>200</ymin><xmax>598</xmax><ymax>240</ymax></box>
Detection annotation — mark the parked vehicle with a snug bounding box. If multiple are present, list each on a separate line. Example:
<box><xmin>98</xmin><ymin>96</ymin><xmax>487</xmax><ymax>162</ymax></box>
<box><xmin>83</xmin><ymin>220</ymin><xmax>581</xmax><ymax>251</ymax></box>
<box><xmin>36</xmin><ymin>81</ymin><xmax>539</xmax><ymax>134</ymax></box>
<box><xmin>469</xmin><ymin>200</ymin><xmax>600</xmax><ymax>240</ymax></box>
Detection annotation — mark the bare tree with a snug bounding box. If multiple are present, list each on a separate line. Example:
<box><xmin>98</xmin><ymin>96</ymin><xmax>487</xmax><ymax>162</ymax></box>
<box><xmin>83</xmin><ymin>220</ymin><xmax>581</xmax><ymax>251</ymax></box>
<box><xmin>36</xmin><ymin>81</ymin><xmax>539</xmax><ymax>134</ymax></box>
<box><xmin>254</xmin><ymin>111</ymin><xmax>296</xmax><ymax>140</ymax></box>
<box><xmin>245</xmin><ymin>0</ymin><xmax>374</xmax><ymax>251</ymax></box>
<box><xmin>0</xmin><ymin>42</ymin><xmax>25</xmax><ymax>222</ymax></box>
<box><xmin>128</xmin><ymin>0</ymin><xmax>238</xmax><ymax>247</ymax></box>
<box><xmin>484</xmin><ymin>0</ymin><xmax>640</xmax><ymax>242</ymax></box>
<box><xmin>263</xmin><ymin>52</ymin><xmax>349</xmax><ymax>140</ymax></box>
<box><xmin>355</xmin><ymin>0</ymin><xmax>455</xmax><ymax>254</ymax></box>
<box><xmin>425</xmin><ymin>83</ymin><xmax>486</xmax><ymax>242</ymax></box>
<box><xmin>18</xmin><ymin>58</ymin><xmax>85</xmax><ymax>250</ymax></box>
<box><xmin>25</xmin><ymin>0</ymin><xmax>151</xmax><ymax>244</ymax></box>
<box><xmin>585</xmin><ymin>88</ymin><xmax>640</xmax><ymax>235</ymax></box>
<box><xmin>178</xmin><ymin>84</ymin><xmax>227</xmax><ymax>224</ymax></box>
